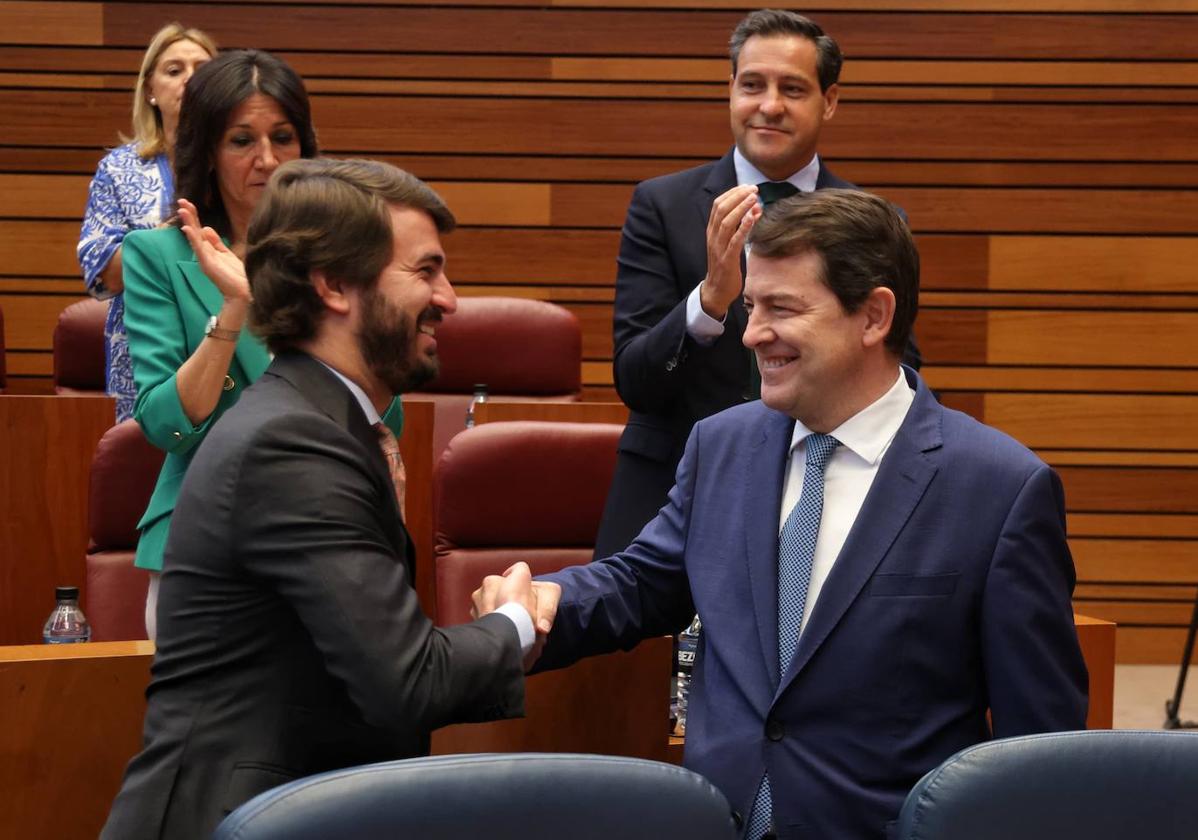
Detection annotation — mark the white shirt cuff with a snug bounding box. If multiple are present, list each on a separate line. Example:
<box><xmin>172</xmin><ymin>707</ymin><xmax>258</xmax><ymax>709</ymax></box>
<box><xmin>686</xmin><ymin>285</ymin><xmax>726</xmax><ymax>345</ymax></box>
<box><xmin>493</xmin><ymin>601</ymin><xmax>536</xmax><ymax>656</ymax></box>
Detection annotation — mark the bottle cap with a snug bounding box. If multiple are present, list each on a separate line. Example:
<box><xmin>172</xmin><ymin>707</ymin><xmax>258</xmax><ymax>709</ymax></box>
<box><xmin>55</xmin><ymin>586</ymin><xmax>79</xmax><ymax>601</ymax></box>
<box><xmin>473</xmin><ymin>383</ymin><xmax>488</xmax><ymax>393</ymax></box>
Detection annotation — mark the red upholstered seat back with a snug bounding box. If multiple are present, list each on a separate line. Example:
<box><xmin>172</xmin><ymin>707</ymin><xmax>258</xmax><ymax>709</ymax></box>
<box><xmin>409</xmin><ymin>296</ymin><xmax>584</xmax><ymax>462</ymax></box>
<box><xmin>416</xmin><ymin>296</ymin><xmax>582</xmax><ymax>395</ymax></box>
<box><xmin>85</xmin><ymin>419</ymin><xmax>164</xmax><ymax>641</ymax></box>
<box><xmin>433</xmin><ymin>421</ymin><xmax>622</xmax><ymax>626</ymax></box>
<box><xmin>54</xmin><ymin>297</ymin><xmax>107</xmax><ymax>395</ymax></box>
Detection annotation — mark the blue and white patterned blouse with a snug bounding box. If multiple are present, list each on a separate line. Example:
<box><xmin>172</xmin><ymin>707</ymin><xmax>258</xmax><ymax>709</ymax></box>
<box><xmin>78</xmin><ymin>143</ymin><xmax>174</xmax><ymax>421</ymax></box>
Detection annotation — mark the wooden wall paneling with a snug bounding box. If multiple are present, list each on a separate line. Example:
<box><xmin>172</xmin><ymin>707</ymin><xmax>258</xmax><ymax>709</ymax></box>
<box><xmin>0</xmin><ymin>1</ymin><xmax>1195</xmax><ymax>662</ymax></box>
<box><xmin>983</xmin><ymin>394</ymin><xmax>1198</xmax><ymax>450</ymax></box>
<box><xmin>1057</xmin><ymin>467</ymin><xmax>1198</xmax><ymax>514</ymax></box>
<box><xmin>0</xmin><ymin>2</ymin><xmax>103</xmax><ymax>46</ymax></box>
<box><xmin>924</xmin><ymin>366</ymin><xmax>1198</xmax><ymax>394</ymax></box>
<box><xmin>0</xmin><ymin>395</ymin><xmax>115</xmax><ymax>645</ymax></box>
<box><xmin>988</xmin><ymin>236</ymin><xmax>1198</xmax><ymax>292</ymax></box>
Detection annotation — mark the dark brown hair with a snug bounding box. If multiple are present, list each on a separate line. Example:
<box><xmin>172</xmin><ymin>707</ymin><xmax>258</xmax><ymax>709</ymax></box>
<box><xmin>246</xmin><ymin>158</ymin><xmax>456</xmax><ymax>353</ymax></box>
<box><xmin>173</xmin><ymin>49</ymin><xmax>318</xmax><ymax>241</ymax></box>
<box><xmin>750</xmin><ymin>189</ymin><xmax>918</xmax><ymax>357</ymax></box>
<box><xmin>729</xmin><ymin>9</ymin><xmax>842</xmax><ymax>92</ymax></box>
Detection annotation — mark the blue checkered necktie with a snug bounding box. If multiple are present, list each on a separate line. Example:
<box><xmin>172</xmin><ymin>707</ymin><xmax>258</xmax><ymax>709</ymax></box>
<box><xmin>744</xmin><ymin>432</ymin><xmax>840</xmax><ymax>840</ymax></box>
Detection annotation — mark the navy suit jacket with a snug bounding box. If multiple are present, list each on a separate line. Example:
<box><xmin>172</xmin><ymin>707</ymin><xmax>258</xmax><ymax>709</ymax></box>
<box><xmin>595</xmin><ymin>149</ymin><xmax>917</xmax><ymax>557</ymax></box>
<box><xmin>542</xmin><ymin>368</ymin><xmax>1087</xmax><ymax>839</ymax></box>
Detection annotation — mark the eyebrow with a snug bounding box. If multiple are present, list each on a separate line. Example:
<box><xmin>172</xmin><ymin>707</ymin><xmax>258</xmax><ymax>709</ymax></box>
<box><xmin>227</xmin><ymin>120</ymin><xmax>294</xmax><ymax>131</ymax></box>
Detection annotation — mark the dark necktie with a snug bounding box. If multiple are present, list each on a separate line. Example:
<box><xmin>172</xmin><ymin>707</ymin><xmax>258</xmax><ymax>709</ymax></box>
<box><xmin>745</xmin><ymin>181</ymin><xmax>801</xmax><ymax>400</ymax></box>
<box><xmin>756</xmin><ymin>180</ymin><xmax>800</xmax><ymax>207</ymax></box>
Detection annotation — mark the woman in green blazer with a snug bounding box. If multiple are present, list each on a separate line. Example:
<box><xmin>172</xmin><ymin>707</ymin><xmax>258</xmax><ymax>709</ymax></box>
<box><xmin>124</xmin><ymin>50</ymin><xmax>403</xmax><ymax>638</ymax></box>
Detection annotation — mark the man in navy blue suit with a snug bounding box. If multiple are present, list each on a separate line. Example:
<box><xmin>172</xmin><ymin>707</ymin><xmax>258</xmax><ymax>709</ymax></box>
<box><xmin>594</xmin><ymin>9</ymin><xmax>920</xmax><ymax>558</ymax></box>
<box><xmin>484</xmin><ymin>189</ymin><xmax>1087</xmax><ymax>839</ymax></box>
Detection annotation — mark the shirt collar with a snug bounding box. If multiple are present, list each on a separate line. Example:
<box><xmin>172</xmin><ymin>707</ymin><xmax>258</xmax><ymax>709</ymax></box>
<box><xmin>733</xmin><ymin>147</ymin><xmax>821</xmax><ymax>195</ymax></box>
<box><xmin>788</xmin><ymin>369</ymin><xmax>915</xmax><ymax>465</ymax></box>
<box><xmin>315</xmin><ymin>359</ymin><xmax>382</xmax><ymax>425</ymax></box>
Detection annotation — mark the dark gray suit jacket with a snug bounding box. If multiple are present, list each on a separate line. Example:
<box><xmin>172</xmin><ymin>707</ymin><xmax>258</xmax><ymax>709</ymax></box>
<box><xmin>102</xmin><ymin>352</ymin><xmax>525</xmax><ymax>840</ymax></box>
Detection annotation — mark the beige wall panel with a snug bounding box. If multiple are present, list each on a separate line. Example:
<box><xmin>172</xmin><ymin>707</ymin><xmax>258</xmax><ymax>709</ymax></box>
<box><xmin>924</xmin><ymin>366</ymin><xmax>1198</xmax><ymax>395</ymax></box>
<box><xmin>985</xmin><ymin>394</ymin><xmax>1198</xmax><ymax>449</ymax></box>
<box><xmin>430</xmin><ymin>183</ymin><xmax>551</xmax><ymax>227</ymax></box>
<box><xmin>1072</xmin><ymin>539</ymin><xmax>1198</xmax><ymax>583</ymax></box>
<box><xmin>1067</xmin><ymin>513</ymin><xmax>1198</xmax><ymax>538</ymax></box>
<box><xmin>0</xmin><ymin>296</ymin><xmax>85</xmax><ymax>350</ymax></box>
<box><xmin>986</xmin><ymin>310</ymin><xmax>1198</xmax><ymax>366</ymax></box>
<box><xmin>0</xmin><ymin>174</ymin><xmax>90</xmax><ymax>219</ymax></box>
<box><xmin>0</xmin><ymin>221</ymin><xmax>81</xmax><ymax>276</ymax></box>
<box><xmin>0</xmin><ymin>2</ymin><xmax>101</xmax><ymax>46</ymax></box>
<box><xmin>989</xmin><ymin>236</ymin><xmax>1198</xmax><ymax>292</ymax></box>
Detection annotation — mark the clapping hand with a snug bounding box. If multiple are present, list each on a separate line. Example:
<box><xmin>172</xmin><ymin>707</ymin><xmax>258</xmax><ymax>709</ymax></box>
<box><xmin>178</xmin><ymin>198</ymin><xmax>251</xmax><ymax>303</ymax></box>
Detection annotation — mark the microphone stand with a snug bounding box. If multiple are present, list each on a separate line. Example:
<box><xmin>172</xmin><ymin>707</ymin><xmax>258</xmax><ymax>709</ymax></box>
<box><xmin>1164</xmin><ymin>586</ymin><xmax>1198</xmax><ymax>729</ymax></box>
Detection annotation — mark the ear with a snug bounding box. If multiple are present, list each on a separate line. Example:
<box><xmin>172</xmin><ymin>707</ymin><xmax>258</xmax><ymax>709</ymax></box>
<box><xmin>822</xmin><ymin>83</ymin><xmax>840</xmax><ymax>120</ymax></box>
<box><xmin>311</xmin><ymin>270</ymin><xmax>351</xmax><ymax>316</ymax></box>
<box><xmin>859</xmin><ymin>286</ymin><xmax>895</xmax><ymax>351</ymax></box>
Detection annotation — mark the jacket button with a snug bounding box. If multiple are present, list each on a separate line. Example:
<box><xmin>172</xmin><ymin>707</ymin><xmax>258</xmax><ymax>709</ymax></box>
<box><xmin>222</xmin><ymin>375</ymin><xmax>236</xmax><ymax>392</ymax></box>
<box><xmin>731</xmin><ymin>810</ymin><xmax>744</xmax><ymax>829</ymax></box>
<box><xmin>171</xmin><ymin>431</ymin><xmax>183</xmax><ymax>440</ymax></box>
<box><xmin>766</xmin><ymin>718</ymin><xmax>785</xmax><ymax>741</ymax></box>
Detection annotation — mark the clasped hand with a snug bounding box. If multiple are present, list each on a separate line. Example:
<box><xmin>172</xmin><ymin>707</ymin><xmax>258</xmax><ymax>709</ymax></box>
<box><xmin>471</xmin><ymin>562</ymin><xmax>561</xmax><ymax>670</ymax></box>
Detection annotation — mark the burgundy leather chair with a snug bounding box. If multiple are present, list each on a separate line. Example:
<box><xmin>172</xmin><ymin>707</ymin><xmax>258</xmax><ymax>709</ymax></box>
<box><xmin>431</xmin><ymin>421</ymin><xmax>673</xmax><ymax>762</ymax></box>
<box><xmin>433</xmin><ymin>421</ymin><xmax>621</xmax><ymax>625</ymax></box>
<box><xmin>409</xmin><ymin>297</ymin><xmax>583</xmax><ymax>462</ymax></box>
<box><xmin>84</xmin><ymin>419</ymin><xmax>164</xmax><ymax>640</ymax></box>
<box><xmin>54</xmin><ymin>297</ymin><xmax>107</xmax><ymax>395</ymax></box>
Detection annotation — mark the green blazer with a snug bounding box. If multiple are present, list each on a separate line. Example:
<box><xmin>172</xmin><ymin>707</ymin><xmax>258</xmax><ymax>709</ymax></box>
<box><xmin>123</xmin><ymin>226</ymin><xmax>404</xmax><ymax>571</ymax></box>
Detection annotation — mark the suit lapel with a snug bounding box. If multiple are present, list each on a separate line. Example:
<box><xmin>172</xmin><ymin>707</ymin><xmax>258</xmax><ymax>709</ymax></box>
<box><xmin>814</xmin><ymin>161</ymin><xmax>853</xmax><ymax>191</ymax></box>
<box><xmin>779</xmin><ymin>371</ymin><xmax>943</xmax><ymax>690</ymax></box>
<box><xmin>744</xmin><ymin>408</ymin><xmax>795</xmax><ymax>690</ymax></box>
<box><xmin>267</xmin><ymin>353</ymin><xmax>414</xmax><ymax>574</ymax></box>
<box><xmin>178</xmin><ymin>258</ymin><xmax>270</xmax><ymax>383</ymax></box>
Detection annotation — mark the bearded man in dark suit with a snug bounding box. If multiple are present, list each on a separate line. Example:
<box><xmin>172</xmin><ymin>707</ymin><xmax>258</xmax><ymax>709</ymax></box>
<box><xmin>103</xmin><ymin>159</ymin><xmax>539</xmax><ymax>839</ymax></box>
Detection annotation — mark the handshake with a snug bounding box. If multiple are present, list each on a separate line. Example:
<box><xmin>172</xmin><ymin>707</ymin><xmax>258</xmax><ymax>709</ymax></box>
<box><xmin>471</xmin><ymin>562</ymin><xmax>560</xmax><ymax>669</ymax></box>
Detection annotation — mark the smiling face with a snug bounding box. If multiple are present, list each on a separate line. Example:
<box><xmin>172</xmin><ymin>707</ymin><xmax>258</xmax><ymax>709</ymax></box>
<box><xmin>742</xmin><ymin>248</ymin><xmax>873</xmax><ymax>430</ymax></box>
<box><xmin>145</xmin><ymin>38</ymin><xmax>212</xmax><ymax>128</ymax></box>
<box><xmin>213</xmin><ymin>93</ymin><xmax>301</xmax><ymax>233</ymax></box>
<box><xmin>356</xmin><ymin>205</ymin><xmax>458</xmax><ymax>394</ymax></box>
<box><xmin>729</xmin><ymin>34</ymin><xmax>838</xmax><ymax>181</ymax></box>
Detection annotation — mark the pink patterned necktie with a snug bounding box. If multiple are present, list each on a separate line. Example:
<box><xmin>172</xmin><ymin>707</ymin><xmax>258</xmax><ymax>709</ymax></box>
<box><xmin>373</xmin><ymin>422</ymin><xmax>407</xmax><ymax>516</ymax></box>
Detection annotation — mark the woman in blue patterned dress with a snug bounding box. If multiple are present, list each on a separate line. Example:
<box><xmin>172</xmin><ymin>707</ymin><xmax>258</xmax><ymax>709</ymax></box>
<box><xmin>77</xmin><ymin>22</ymin><xmax>217</xmax><ymax>420</ymax></box>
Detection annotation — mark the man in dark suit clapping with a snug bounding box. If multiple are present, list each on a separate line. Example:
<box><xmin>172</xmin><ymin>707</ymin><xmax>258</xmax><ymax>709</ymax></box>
<box><xmin>595</xmin><ymin>9</ymin><xmax>920</xmax><ymax>557</ymax></box>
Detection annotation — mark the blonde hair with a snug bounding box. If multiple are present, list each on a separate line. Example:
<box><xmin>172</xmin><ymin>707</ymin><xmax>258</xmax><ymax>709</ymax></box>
<box><xmin>126</xmin><ymin>22</ymin><xmax>217</xmax><ymax>159</ymax></box>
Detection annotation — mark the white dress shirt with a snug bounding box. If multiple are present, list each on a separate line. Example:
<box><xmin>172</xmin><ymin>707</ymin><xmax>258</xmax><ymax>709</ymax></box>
<box><xmin>317</xmin><ymin>360</ymin><xmax>535</xmax><ymax>655</ymax></box>
<box><xmin>685</xmin><ymin>149</ymin><xmax>823</xmax><ymax>342</ymax></box>
<box><xmin>779</xmin><ymin>370</ymin><xmax>915</xmax><ymax>638</ymax></box>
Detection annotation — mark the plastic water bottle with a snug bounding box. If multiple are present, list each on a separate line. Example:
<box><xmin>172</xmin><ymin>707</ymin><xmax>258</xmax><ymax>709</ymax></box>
<box><xmin>673</xmin><ymin>614</ymin><xmax>701</xmax><ymax>735</ymax></box>
<box><xmin>464</xmin><ymin>383</ymin><xmax>488</xmax><ymax>428</ymax></box>
<box><xmin>42</xmin><ymin>586</ymin><xmax>91</xmax><ymax>643</ymax></box>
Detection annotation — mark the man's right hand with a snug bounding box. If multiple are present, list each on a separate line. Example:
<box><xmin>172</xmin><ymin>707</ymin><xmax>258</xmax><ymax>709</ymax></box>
<box><xmin>472</xmin><ymin>562</ymin><xmax>536</xmax><ymax>621</ymax></box>
<box><xmin>699</xmin><ymin>185</ymin><xmax>761</xmax><ymax>320</ymax></box>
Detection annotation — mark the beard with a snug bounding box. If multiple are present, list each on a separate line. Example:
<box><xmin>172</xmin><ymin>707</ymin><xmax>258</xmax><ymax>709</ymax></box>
<box><xmin>357</xmin><ymin>286</ymin><xmax>442</xmax><ymax>395</ymax></box>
